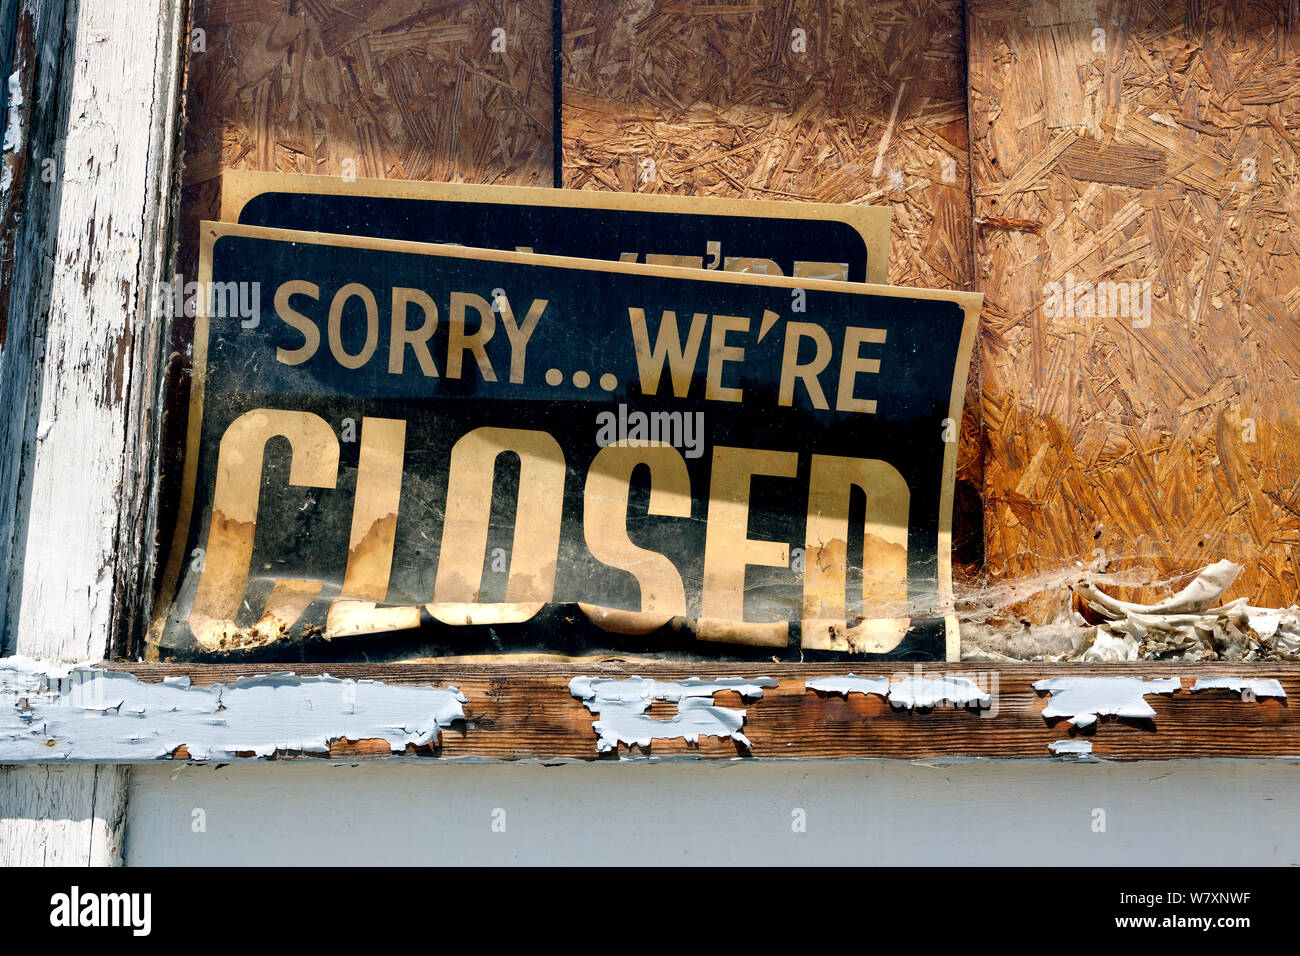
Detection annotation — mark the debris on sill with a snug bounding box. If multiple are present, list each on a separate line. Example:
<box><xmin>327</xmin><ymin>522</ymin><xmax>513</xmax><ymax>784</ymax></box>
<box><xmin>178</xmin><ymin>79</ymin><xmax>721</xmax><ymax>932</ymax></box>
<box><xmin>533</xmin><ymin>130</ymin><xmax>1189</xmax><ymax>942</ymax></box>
<box><xmin>962</xmin><ymin>559</ymin><xmax>1300</xmax><ymax>662</ymax></box>
<box><xmin>568</xmin><ymin>676</ymin><xmax>776</xmax><ymax>754</ymax></box>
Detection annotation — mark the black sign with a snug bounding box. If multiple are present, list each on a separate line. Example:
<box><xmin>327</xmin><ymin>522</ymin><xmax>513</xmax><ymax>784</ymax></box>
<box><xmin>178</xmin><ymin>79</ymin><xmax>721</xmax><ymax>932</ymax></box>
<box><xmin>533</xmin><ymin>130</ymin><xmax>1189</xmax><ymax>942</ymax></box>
<box><xmin>152</xmin><ymin>223</ymin><xmax>979</xmax><ymax>661</ymax></box>
<box><xmin>224</xmin><ymin>171</ymin><xmax>892</xmax><ymax>284</ymax></box>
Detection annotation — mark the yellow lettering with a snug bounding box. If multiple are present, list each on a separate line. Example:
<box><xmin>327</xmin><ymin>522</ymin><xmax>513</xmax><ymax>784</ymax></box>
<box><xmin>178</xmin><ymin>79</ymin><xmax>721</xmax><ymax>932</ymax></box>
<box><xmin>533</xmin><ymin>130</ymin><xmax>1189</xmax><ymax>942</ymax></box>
<box><xmin>447</xmin><ymin>291</ymin><xmax>497</xmax><ymax>381</ymax></box>
<box><xmin>326</xmin><ymin>417</ymin><xmax>420</xmax><ymax>638</ymax></box>
<box><xmin>580</xmin><ymin>443</ymin><xmax>690</xmax><ymax>633</ymax></box>
<box><xmin>327</xmin><ymin>282</ymin><xmax>378</xmax><ymax>370</ymax></box>
<box><xmin>779</xmin><ymin>321</ymin><xmax>831</xmax><ymax>409</ymax></box>
<box><xmin>190</xmin><ymin>409</ymin><xmax>339</xmax><ymax>648</ymax></box>
<box><xmin>802</xmin><ymin>454</ymin><xmax>909</xmax><ymax>651</ymax></box>
<box><xmin>429</xmin><ymin>427</ymin><xmax>564</xmax><ymax>624</ymax></box>
<box><xmin>498</xmin><ymin>296</ymin><xmax>548</xmax><ymax>384</ymax></box>
<box><xmin>273</xmin><ymin>280</ymin><xmax>320</xmax><ymax>366</ymax></box>
<box><xmin>705</xmin><ymin>314</ymin><xmax>747</xmax><ymax>403</ymax></box>
<box><xmin>388</xmin><ymin>287</ymin><xmax>438</xmax><ymax>376</ymax></box>
<box><xmin>628</xmin><ymin>308</ymin><xmax>708</xmax><ymax>397</ymax></box>
<box><xmin>836</xmin><ymin>327</ymin><xmax>886</xmax><ymax>414</ymax></box>
<box><xmin>699</xmin><ymin>445</ymin><xmax>798</xmax><ymax>647</ymax></box>
<box><xmin>792</xmin><ymin>261</ymin><xmax>849</xmax><ymax>281</ymax></box>
<box><xmin>723</xmin><ymin>257</ymin><xmax>782</xmax><ymax>276</ymax></box>
<box><xmin>644</xmin><ymin>254</ymin><xmax>704</xmax><ymax>269</ymax></box>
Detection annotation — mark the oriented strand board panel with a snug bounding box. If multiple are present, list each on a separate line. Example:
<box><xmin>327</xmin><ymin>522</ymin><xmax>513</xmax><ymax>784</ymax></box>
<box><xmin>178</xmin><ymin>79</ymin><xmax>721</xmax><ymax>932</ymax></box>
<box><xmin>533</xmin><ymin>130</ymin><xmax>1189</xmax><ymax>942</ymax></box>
<box><xmin>968</xmin><ymin>1</ymin><xmax>1300</xmax><ymax>615</ymax></box>
<box><xmin>160</xmin><ymin>0</ymin><xmax>554</xmax><ymax>636</ymax></box>
<box><xmin>179</xmin><ymin>0</ymin><xmax>554</xmax><ymax>255</ymax></box>
<box><xmin>559</xmin><ymin>0</ymin><xmax>984</xmax><ymax>577</ymax></box>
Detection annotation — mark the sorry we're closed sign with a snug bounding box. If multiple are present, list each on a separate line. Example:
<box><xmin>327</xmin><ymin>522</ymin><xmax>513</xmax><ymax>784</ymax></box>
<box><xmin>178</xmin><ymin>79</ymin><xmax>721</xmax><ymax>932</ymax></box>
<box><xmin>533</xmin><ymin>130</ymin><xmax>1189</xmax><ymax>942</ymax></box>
<box><xmin>151</xmin><ymin>178</ymin><xmax>977</xmax><ymax>662</ymax></box>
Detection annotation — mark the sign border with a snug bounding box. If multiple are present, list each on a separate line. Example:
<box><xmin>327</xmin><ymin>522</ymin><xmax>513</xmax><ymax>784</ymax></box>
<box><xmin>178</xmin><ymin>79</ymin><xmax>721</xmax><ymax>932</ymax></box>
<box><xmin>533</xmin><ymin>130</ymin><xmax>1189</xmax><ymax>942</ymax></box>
<box><xmin>221</xmin><ymin>170</ymin><xmax>894</xmax><ymax>285</ymax></box>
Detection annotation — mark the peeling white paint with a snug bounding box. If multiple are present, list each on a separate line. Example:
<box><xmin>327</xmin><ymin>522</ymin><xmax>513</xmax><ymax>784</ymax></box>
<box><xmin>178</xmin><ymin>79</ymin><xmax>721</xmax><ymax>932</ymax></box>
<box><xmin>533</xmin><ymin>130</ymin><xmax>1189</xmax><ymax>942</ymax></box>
<box><xmin>0</xmin><ymin>69</ymin><xmax>22</xmax><ymax>198</ymax></box>
<box><xmin>804</xmin><ymin>674</ymin><xmax>892</xmax><ymax>698</ymax></box>
<box><xmin>805</xmin><ymin>674</ymin><xmax>992</xmax><ymax>710</ymax></box>
<box><xmin>1034</xmin><ymin>676</ymin><xmax>1181</xmax><ymax>727</ymax></box>
<box><xmin>0</xmin><ymin>658</ymin><xmax>466</xmax><ymax>762</ymax></box>
<box><xmin>1049</xmin><ymin>739</ymin><xmax>1094</xmax><ymax>757</ymax></box>
<box><xmin>888</xmin><ymin>676</ymin><xmax>992</xmax><ymax>709</ymax></box>
<box><xmin>3</xmin><ymin>70</ymin><xmax>23</xmax><ymax>153</ymax></box>
<box><xmin>0</xmin><ymin>0</ymin><xmax>192</xmax><ymax>865</ymax></box>
<box><xmin>1190</xmin><ymin>677</ymin><xmax>1286</xmax><ymax>699</ymax></box>
<box><xmin>569</xmin><ymin>676</ymin><xmax>776</xmax><ymax>754</ymax></box>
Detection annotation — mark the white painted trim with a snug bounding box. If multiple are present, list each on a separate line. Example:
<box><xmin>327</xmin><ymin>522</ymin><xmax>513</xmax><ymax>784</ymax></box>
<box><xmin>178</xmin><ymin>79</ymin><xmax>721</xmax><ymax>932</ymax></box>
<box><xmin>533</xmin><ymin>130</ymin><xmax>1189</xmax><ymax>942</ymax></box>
<box><xmin>0</xmin><ymin>0</ymin><xmax>187</xmax><ymax>866</ymax></box>
<box><xmin>126</xmin><ymin>760</ymin><xmax>1300</xmax><ymax>866</ymax></box>
<box><xmin>0</xmin><ymin>765</ymin><xmax>126</xmax><ymax>865</ymax></box>
<box><xmin>10</xmin><ymin>0</ymin><xmax>183</xmax><ymax>659</ymax></box>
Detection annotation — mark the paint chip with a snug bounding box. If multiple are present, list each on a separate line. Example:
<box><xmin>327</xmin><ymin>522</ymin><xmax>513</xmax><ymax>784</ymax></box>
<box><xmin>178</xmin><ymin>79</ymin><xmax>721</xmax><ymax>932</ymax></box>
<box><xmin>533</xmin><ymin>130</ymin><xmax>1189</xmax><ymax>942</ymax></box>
<box><xmin>569</xmin><ymin>676</ymin><xmax>776</xmax><ymax>754</ymax></box>
<box><xmin>805</xmin><ymin>673</ymin><xmax>992</xmax><ymax>710</ymax></box>
<box><xmin>805</xmin><ymin>674</ymin><xmax>892</xmax><ymax>698</ymax></box>
<box><xmin>1049</xmin><ymin>739</ymin><xmax>1094</xmax><ymax>757</ymax></box>
<box><xmin>3</xmin><ymin>70</ymin><xmax>23</xmax><ymax>154</ymax></box>
<box><xmin>1034</xmin><ymin>676</ymin><xmax>1180</xmax><ymax>727</ymax></box>
<box><xmin>1190</xmin><ymin>677</ymin><xmax>1286</xmax><ymax>699</ymax></box>
<box><xmin>888</xmin><ymin>676</ymin><xmax>992</xmax><ymax>709</ymax></box>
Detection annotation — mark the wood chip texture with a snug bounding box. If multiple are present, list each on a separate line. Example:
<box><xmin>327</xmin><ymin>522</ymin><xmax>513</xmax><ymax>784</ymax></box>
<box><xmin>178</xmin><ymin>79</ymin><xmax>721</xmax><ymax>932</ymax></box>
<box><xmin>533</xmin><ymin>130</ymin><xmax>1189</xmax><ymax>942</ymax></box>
<box><xmin>969</xmin><ymin>0</ymin><xmax>1300</xmax><ymax>617</ymax></box>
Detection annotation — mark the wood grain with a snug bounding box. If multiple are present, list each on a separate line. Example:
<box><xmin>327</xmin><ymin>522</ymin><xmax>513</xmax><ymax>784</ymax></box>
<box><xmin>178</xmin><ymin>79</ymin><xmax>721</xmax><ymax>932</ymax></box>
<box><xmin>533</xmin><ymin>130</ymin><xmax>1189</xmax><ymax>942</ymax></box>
<box><xmin>179</xmin><ymin>0</ymin><xmax>553</xmax><ymax>255</ymax></box>
<box><xmin>107</xmin><ymin>660</ymin><xmax>1300</xmax><ymax>762</ymax></box>
<box><xmin>4</xmin><ymin>0</ymin><xmax>183</xmax><ymax>659</ymax></box>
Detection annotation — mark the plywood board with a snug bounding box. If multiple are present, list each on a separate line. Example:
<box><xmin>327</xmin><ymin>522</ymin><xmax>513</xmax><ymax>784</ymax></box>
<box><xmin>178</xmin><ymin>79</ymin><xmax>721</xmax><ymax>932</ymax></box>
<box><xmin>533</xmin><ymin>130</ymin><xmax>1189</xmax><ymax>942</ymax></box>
<box><xmin>559</xmin><ymin>0</ymin><xmax>985</xmax><ymax>581</ymax></box>
<box><xmin>968</xmin><ymin>0</ymin><xmax>1300</xmax><ymax>618</ymax></box>
<box><xmin>161</xmin><ymin>1</ymin><xmax>557</xmax><ymax>648</ymax></box>
<box><xmin>181</xmin><ymin>0</ymin><xmax>553</xmax><ymax>191</ymax></box>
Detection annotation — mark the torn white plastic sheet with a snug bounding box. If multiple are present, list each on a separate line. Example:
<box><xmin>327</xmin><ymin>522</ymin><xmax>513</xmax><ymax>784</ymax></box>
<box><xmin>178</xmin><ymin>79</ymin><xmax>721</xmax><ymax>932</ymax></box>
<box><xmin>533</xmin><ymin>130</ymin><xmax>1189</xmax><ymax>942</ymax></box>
<box><xmin>1078</xmin><ymin>631</ymin><xmax>1140</xmax><ymax>662</ymax></box>
<box><xmin>1189</xmin><ymin>677</ymin><xmax>1286</xmax><ymax>699</ymax></box>
<box><xmin>1075</xmin><ymin>561</ymin><xmax>1300</xmax><ymax>661</ymax></box>
<box><xmin>1034</xmin><ymin>676</ymin><xmax>1181</xmax><ymax>727</ymax></box>
<box><xmin>568</xmin><ymin>676</ymin><xmax>776</xmax><ymax>753</ymax></box>
<box><xmin>1076</xmin><ymin>559</ymin><xmax>1243</xmax><ymax>618</ymax></box>
<box><xmin>0</xmin><ymin>657</ymin><xmax>467</xmax><ymax>761</ymax></box>
<box><xmin>968</xmin><ymin>559</ymin><xmax>1300</xmax><ymax>662</ymax></box>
